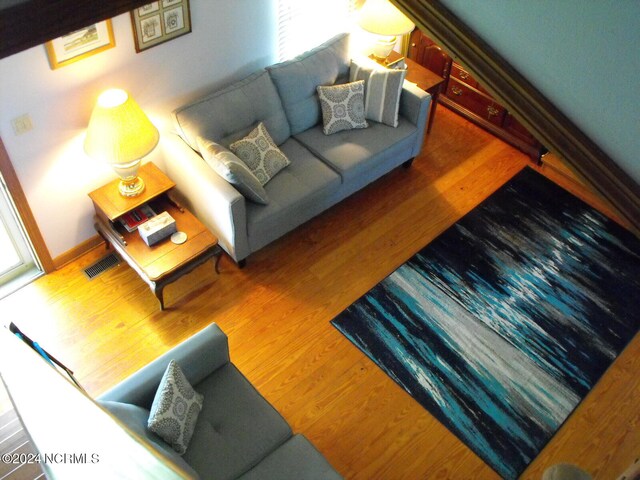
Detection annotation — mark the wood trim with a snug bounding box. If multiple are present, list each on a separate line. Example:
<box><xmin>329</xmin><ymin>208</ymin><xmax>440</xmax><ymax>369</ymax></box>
<box><xmin>392</xmin><ymin>0</ymin><xmax>640</xmax><ymax>235</ymax></box>
<box><xmin>0</xmin><ymin>0</ymin><xmax>151</xmax><ymax>60</ymax></box>
<box><xmin>0</xmin><ymin>138</ymin><xmax>55</xmax><ymax>273</ymax></box>
<box><xmin>53</xmin><ymin>235</ymin><xmax>105</xmax><ymax>270</ymax></box>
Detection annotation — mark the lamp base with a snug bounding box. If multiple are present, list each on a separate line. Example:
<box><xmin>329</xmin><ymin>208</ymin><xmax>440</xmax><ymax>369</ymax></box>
<box><xmin>371</xmin><ymin>35</ymin><xmax>398</xmax><ymax>62</ymax></box>
<box><xmin>118</xmin><ymin>176</ymin><xmax>145</xmax><ymax>197</ymax></box>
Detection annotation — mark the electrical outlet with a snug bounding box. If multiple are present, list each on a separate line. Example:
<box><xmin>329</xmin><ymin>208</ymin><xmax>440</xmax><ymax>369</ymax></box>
<box><xmin>11</xmin><ymin>114</ymin><xmax>33</xmax><ymax>135</ymax></box>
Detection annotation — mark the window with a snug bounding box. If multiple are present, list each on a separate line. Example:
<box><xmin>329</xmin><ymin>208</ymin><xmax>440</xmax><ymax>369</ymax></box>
<box><xmin>0</xmin><ymin>172</ymin><xmax>42</xmax><ymax>300</ymax></box>
<box><xmin>277</xmin><ymin>0</ymin><xmax>359</xmax><ymax>61</ymax></box>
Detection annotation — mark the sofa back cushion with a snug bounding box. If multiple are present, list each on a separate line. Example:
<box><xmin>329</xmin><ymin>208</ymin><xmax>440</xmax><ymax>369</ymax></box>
<box><xmin>172</xmin><ymin>70</ymin><xmax>290</xmax><ymax>151</ymax></box>
<box><xmin>267</xmin><ymin>33</ymin><xmax>351</xmax><ymax>135</ymax></box>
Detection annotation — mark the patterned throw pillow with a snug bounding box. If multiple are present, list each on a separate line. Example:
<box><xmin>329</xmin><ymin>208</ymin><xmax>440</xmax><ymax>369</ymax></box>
<box><xmin>316</xmin><ymin>80</ymin><xmax>368</xmax><ymax>135</ymax></box>
<box><xmin>350</xmin><ymin>59</ymin><xmax>407</xmax><ymax>128</ymax></box>
<box><xmin>148</xmin><ymin>360</ymin><xmax>204</xmax><ymax>455</ymax></box>
<box><xmin>196</xmin><ymin>136</ymin><xmax>269</xmax><ymax>204</ymax></box>
<box><xmin>229</xmin><ymin>122</ymin><xmax>290</xmax><ymax>185</ymax></box>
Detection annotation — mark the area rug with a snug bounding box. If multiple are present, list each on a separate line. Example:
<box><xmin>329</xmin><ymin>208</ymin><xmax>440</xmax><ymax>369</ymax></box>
<box><xmin>331</xmin><ymin>168</ymin><xmax>640</xmax><ymax>479</ymax></box>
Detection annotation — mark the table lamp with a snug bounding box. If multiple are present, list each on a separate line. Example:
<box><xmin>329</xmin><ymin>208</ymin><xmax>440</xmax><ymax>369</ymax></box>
<box><xmin>84</xmin><ymin>89</ymin><xmax>159</xmax><ymax>197</ymax></box>
<box><xmin>358</xmin><ymin>0</ymin><xmax>415</xmax><ymax>62</ymax></box>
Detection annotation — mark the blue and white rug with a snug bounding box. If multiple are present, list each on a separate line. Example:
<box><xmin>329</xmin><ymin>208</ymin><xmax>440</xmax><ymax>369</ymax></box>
<box><xmin>331</xmin><ymin>168</ymin><xmax>640</xmax><ymax>479</ymax></box>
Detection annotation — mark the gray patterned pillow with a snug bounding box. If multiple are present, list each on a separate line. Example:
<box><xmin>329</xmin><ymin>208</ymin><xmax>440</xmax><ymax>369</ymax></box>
<box><xmin>316</xmin><ymin>80</ymin><xmax>368</xmax><ymax>135</ymax></box>
<box><xmin>148</xmin><ymin>360</ymin><xmax>204</xmax><ymax>455</ymax></box>
<box><xmin>196</xmin><ymin>136</ymin><xmax>269</xmax><ymax>204</ymax></box>
<box><xmin>229</xmin><ymin>122</ymin><xmax>290</xmax><ymax>185</ymax></box>
<box><xmin>350</xmin><ymin>59</ymin><xmax>407</xmax><ymax>128</ymax></box>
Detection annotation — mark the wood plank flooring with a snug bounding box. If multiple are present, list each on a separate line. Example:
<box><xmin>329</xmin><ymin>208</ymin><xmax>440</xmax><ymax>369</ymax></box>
<box><xmin>0</xmin><ymin>107</ymin><xmax>637</xmax><ymax>479</ymax></box>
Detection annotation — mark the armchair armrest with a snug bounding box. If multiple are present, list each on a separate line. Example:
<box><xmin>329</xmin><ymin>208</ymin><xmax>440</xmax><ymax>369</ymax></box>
<box><xmin>162</xmin><ymin>133</ymin><xmax>250</xmax><ymax>262</ymax></box>
<box><xmin>98</xmin><ymin>324</ymin><xmax>230</xmax><ymax>409</ymax></box>
<box><xmin>399</xmin><ymin>82</ymin><xmax>431</xmax><ymax>156</ymax></box>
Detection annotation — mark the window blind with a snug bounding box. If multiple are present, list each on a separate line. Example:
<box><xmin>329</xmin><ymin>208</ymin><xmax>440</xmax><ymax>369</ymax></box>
<box><xmin>277</xmin><ymin>0</ymin><xmax>359</xmax><ymax>62</ymax></box>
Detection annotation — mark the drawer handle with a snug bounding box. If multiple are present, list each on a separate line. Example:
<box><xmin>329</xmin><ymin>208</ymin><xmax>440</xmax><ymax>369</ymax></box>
<box><xmin>451</xmin><ymin>85</ymin><xmax>463</xmax><ymax>96</ymax></box>
<box><xmin>487</xmin><ymin>106</ymin><xmax>500</xmax><ymax>117</ymax></box>
<box><xmin>459</xmin><ymin>71</ymin><xmax>469</xmax><ymax>80</ymax></box>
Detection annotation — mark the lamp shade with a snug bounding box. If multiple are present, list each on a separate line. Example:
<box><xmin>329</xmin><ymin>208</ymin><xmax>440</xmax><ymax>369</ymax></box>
<box><xmin>358</xmin><ymin>0</ymin><xmax>415</xmax><ymax>36</ymax></box>
<box><xmin>84</xmin><ymin>89</ymin><xmax>159</xmax><ymax>166</ymax></box>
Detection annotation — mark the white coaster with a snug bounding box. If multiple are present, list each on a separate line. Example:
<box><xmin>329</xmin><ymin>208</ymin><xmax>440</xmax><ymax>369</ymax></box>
<box><xmin>171</xmin><ymin>231</ymin><xmax>187</xmax><ymax>244</ymax></box>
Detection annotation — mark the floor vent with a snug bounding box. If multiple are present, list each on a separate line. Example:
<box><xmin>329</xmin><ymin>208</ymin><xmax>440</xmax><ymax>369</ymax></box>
<box><xmin>83</xmin><ymin>253</ymin><xmax>120</xmax><ymax>280</ymax></box>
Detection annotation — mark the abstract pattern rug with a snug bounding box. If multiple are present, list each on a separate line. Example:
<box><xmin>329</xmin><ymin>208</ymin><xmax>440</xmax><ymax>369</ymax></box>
<box><xmin>331</xmin><ymin>168</ymin><xmax>640</xmax><ymax>479</ymax></box>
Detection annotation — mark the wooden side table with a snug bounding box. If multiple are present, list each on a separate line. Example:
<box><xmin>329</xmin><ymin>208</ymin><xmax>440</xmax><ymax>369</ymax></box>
<box><xmin>88</xmin><ymin>162</ymin><xmax>221</xmax><ymax>310</ymax></box>
<box><xmin>386</xmin><ymin>51</ymin><xmax>446</xmax><ymax>134</ymax></box>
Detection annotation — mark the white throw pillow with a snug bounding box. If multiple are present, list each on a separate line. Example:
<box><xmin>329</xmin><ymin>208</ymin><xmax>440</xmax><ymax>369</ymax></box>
<box><xmin>196</xmin><ymin>136</ymin><xmax>269</xmax><ymax>204</ymax></box>
<box><xmin>316</xmin><ymin>80</ymin><xmax>368</xmax><ymax>135</ymax></box>
<box><xmin>229</xmin><ymin>122</ymin><xmax>290</xmax><ymax>185</ymax></box>
<box><xmin>148</xmin><ymin>360</ymin><xmax>204</xmax><ymax>455</ymax></box>
<box><xmin>350</xmin><ymin>59</ymin><xmax>407</xmax><ymax>128</ymax></box>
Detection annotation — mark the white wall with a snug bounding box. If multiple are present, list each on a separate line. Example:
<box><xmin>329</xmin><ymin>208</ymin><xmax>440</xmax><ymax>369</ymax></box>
<box><xmin>439</xmin><ymin>0</ymin><xmax>640</xmax><ymax>184</ymax></box>
<box><xmin>0</xmin><ymin>0</ymin><xmax>277</xmax><ymax>258</ymax></box>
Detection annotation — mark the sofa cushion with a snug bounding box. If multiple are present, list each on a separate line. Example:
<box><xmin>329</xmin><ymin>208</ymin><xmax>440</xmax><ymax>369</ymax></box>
<box><xmin>294</xmin><ymin>118</ymin><xmax>417</xmax><ymax>184</ymax></box>
<box><xmin>317</xmin><ymin>81</ymin><xmax>368</xmax><ymax>135</ymax></box>
<box><xmin>237</xmin><ymin>434</ymin><xmax>343</xmax><ymax>480</ymax></box>
<box><xmin>99</xmin><ymin>401</ymin><xmax>200</xmax><ymax>479</ymax></box>
<box><xmin>267</xmin><ymin>33</ymin><xmax>351</xmax><ymax>135</ymax></box>
<box><xmin>183</xmin><ymin>363</ymin><xmax>293</xmax><ymax>480</ymax></box>
<box><xmin>229</xmin><ymin>122</ymin><xmax>291</xmax><ymax>185</ymax></box>
<box><xmin>246</xmin><ymin>138</ymin><xmax>342</xmax><ymax>253</ymax></box>
<box><xmin>350</xmin><ymin>58</ymin><xmax>407</xmax><ymax>128</ymax></box>
<box><xmin>197</xmin><ymin>136</ymin><xmax>269</xmax><ymax>204</ymax></box>
<box><xmin>172</xmin><ymin>70</ymin><xmax>290</xmax><ymax>151</ymax></box>
<box><xmin>148</xmin><ymin>360</ymin><xmax>204</xmax><ymax>455</ymax></box>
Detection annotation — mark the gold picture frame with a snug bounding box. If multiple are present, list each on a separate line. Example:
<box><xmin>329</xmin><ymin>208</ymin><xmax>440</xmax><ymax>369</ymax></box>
<box><xmin>131</xmin><ymin>0</ymin><xmax>192</xmax><ymax>53</ymax></box>
<box><xmin>45</xmin><ymin>20</ymin><xmax>115</xmax><ymax>70</ymax></box>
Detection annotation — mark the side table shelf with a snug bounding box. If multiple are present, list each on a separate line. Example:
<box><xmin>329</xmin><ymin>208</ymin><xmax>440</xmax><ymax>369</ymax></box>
<box><xmin>89</xmin><ymin>163</ymin><xmax>221</xmax><ymax>310</ymax></box>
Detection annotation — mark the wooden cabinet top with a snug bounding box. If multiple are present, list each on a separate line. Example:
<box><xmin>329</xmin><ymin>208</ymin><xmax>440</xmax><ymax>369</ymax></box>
<box><xmin>88</xmin><ymin>162</ymin><xmax>175</xmax><ymax>221</ymax></box>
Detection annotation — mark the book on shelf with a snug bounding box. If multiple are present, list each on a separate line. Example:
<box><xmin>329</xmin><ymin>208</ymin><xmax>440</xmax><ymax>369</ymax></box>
<box><xmin>119</xmin><ymin>204</ymin><xmax>156</xmax><ymax>232</ymax></box>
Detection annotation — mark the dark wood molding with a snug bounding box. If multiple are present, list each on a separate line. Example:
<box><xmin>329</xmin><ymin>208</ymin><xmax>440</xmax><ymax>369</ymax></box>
<box><xmin>0</xmin><ymin>138</ymin><xmax>55</xmax><ymax>273</ymax></box>
<box><xmin>0</xmin><ymin>0</ymin><xmax>151</xmax><ymax>60</ymax></box>
<box><xmin>393</xmin><ymin>0</ymin><xmax>640</xmax><ymax>235</ymax></box>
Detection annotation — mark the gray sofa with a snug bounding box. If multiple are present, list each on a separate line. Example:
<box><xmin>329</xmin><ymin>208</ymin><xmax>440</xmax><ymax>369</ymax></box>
<box><xmin>98</xmin><ymin>324</ymin><xmax>341</xmax><ymax>479</ymax></box>
<box><xmin>165</xmin><ymin>33</ymin><xmax>431</xmax><ymax>263</ymax></box>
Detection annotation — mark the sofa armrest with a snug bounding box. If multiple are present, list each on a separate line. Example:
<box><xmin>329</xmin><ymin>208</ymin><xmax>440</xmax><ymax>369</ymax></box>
<box><xmin>98</xmin><ymin>324</ymin><xmax>230</xmax><ymax>409</ymax></box>
<box><xmin>399</xmin><ymin>82</ymin><xmax>431</xmax><ymax>156</ymax></box>
<box><xmin>162</xmin><ymin>134</ymin><xmax>251</xmax><ymax>262</ymax></box>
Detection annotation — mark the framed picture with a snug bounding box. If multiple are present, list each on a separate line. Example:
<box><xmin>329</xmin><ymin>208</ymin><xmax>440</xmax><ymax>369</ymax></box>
<box><xmin>131</xmin><ymin>0</ymin><xmax>191</xmax><ymax>53</ymax></box>
<box><xmin>45</xmin><ymin>20</ymin><xmax>115</xmax><ymax>70</ymax></box>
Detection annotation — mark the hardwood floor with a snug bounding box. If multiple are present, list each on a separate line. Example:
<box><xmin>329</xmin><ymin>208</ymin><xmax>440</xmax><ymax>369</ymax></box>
<box><xmin>0</xmin><ymin>107</ymin><xmax>637</xmax><ymax>479</ymax></box>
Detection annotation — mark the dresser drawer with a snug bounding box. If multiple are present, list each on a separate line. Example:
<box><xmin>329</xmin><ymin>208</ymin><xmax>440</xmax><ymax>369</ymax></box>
<box><xmin>451</xmin><ymin>63</ymin><xmax>493</xmax><ymax>95</ymax></box>
<box><xmin>445</xmin><ymin>78</ymin><xmax>506</xmax><ymax>126</ymax></box>
<box><xmin>451</xmin><ymin>63</ymin><xmax>479</xmax><ymax>88</ymax></box>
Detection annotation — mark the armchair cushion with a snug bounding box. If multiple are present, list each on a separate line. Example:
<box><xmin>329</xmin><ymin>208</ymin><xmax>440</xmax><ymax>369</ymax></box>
<box><xmin>183</xmin><ymin>364</ymin><xmax>293</xmax><ymax>480</ymax></box>
<box><xmin>238</xmin><ymin>435</ymin><xmax>342</xmax><ymax>480</ymax></box>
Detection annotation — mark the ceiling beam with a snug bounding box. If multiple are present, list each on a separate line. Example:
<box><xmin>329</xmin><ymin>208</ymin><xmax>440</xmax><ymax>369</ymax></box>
<box><xmin>0</xmin><ymin>0</ymin><xmax>151</xmax><ymax>59</ymax></box>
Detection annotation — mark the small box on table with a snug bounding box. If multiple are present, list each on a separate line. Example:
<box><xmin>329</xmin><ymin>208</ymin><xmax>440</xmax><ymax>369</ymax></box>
<box><xmin>138</xmin><ymin>211</ymin><xmax>177</xmax><ymax>246</ymax></box>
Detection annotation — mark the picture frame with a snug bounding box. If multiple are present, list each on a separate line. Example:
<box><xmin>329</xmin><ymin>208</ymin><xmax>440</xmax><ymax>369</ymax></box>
<box><xmin>45</xmin><ymin>20</ymin><xmax>115</xmax><ymax>70</ymax></box>
<box><xmin>130</xmin><ymin>0</ymin><xmax>192</xmax><ymax>53</ymax></box>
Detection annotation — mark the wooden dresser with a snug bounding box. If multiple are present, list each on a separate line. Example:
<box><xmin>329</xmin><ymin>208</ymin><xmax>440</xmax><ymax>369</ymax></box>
<box><xmin>408</xmin><ymin>29</ymin><xmax>545</xmax><ymax>162</ymax></box>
